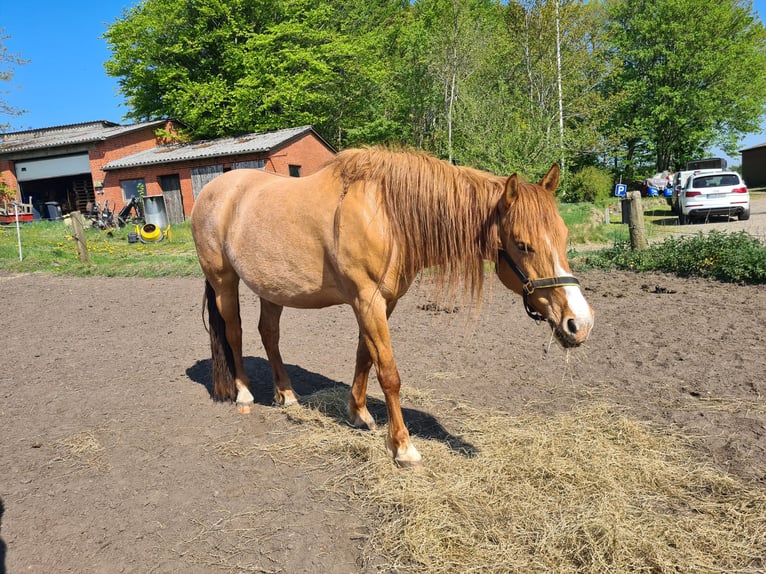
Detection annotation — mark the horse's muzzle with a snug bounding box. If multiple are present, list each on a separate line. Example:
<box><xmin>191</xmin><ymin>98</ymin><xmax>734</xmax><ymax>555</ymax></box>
<box><xmin>551</xmin><ymin>314</ymin><xmax>593</xmax><ymax>348</ymax></box>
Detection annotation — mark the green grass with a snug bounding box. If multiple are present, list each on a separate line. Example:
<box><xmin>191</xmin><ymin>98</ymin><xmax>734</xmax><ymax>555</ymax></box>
<box><xmin>559</xmin><ymin>197</ymin><xmax>683</xmax><ymax>246</ymax></box>
<box><xmin>0</xmin><ymin>220</ymin><xmax>202</xmax><ymax>277</ymax></box>
<box><xmin>3</xmin><ymin>209</ymin><xmax>765</xmax><ymax>284</ymax></box>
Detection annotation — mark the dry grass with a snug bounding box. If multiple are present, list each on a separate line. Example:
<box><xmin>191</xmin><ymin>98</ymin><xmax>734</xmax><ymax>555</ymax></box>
<box><xmin>278</xmin><ymin>387</ymin><xmax>766</xmax><ymax>573</ymax></box>
<box><xmin>52</xmin><ymin>428</ymin><xmax>110</xmax><ymax>471</ymax></box>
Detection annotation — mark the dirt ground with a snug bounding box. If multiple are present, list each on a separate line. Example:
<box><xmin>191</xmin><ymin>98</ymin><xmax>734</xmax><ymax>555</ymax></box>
<box><xmin>2</xmin><ymin>245</ymin><xmax>766</xmax><ymax>571</ymax></box>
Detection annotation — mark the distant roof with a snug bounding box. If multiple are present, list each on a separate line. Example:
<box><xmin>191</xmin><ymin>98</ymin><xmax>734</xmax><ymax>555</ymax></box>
<box><xmin>102</xmin><ymin>125</ymin><xmax>329</xmax><ymax>170</ymax></box>
<box><xmin>740</xmin><ymin>141</ymin><xmax>766</xmax><ymax>152</ymax></box>
<box><xmin>0</xmin><ymin>120</ymin><xmax>170</xmax><ymax>155</ymax></box>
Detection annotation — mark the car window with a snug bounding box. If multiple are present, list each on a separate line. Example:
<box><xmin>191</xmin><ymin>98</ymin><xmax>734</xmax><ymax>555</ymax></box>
<box><xmin>692</xmin><ymin>174</ymin><xmax>739</xmax><ymax>188</ymax></box>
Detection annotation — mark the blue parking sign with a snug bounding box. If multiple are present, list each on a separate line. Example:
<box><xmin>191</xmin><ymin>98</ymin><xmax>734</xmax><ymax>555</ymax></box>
<box><xmin>614</xmin><ymin>183</ymin><xmax>627</xmax><ymax>197</ymax></box>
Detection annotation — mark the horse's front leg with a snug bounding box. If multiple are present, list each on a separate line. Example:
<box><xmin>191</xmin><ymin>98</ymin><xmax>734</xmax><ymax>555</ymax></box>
<box><xmin>353</xmin><ymin>295</ymin><xmax>421</xmax><ymax>467</ymax></box>
<box><xmin>349</xmin><ymin>300</ymin><xmax>397</xmax><ymax>431</ymax></box>
<box><xmin>258</xmin><ymin>298</ymin><xmax>299</xmax><ymax>406</ymax></box>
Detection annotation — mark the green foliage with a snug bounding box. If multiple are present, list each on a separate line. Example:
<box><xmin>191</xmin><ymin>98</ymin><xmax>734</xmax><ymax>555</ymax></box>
<box><xmin>103</xmin><ymin>0</ymin><xmax>406</xmax><ymax>145</ymax></box>
<box><xmin>582</xmin><ymin>231</ymin><xmax>766</xmax><ymax>284</ymax></box>
<box><xmin>605</xmin><ymin>0</ymin><xmax>766</xmax><ymax>173</ymax></box>
<box><xmin>101</xmin><ymin>0</ymin><xmax>766</xmax><ymax>177</ymax></box>
<box><xmin>564</xmin><ymin>166</ymin><xmax>613</xmax><ymax>206</ymax></box>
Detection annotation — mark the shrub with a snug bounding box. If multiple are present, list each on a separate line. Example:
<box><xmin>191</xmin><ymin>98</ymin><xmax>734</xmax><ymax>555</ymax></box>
<box><xmin>582</xmin><ymin>231</ymin><xmax>766</xmax><ymax>284</ymax></box>
<box><xmin>565</xmin><ymin>166</ymin><xmax>613</xmax><ymax>206</ymax></box>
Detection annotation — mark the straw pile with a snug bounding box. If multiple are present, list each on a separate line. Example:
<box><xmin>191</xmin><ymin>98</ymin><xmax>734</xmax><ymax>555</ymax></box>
<box><xmin>280</xmin><ymin>388</ymin><xmax>766</xmax><ymax>573</ymax></box>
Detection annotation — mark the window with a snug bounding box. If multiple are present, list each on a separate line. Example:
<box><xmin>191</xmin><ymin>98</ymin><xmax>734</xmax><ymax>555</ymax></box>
<box><xmin>120</xmin><ymin>178</ymin><xmax>146</xmax><ymax>201</ymax></box>
<box><xmin>233</xmin><ymin>160</ymin><xmax>265</xmax><ymax>170</ymax></box>
<box><xmin>288</xmin><ymin>165</ymin><xmax>301</xmax><ymax>177</ymax></box>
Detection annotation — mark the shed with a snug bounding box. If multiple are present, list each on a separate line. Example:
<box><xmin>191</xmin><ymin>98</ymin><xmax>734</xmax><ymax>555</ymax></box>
<box><xmin>740</xmin><ymin>141</ymin><xmax>766</xmax><ymax>189</ymax></box>
<box><xmin>100</xmin><ymin>125</ymin><xmax>336</xmax><ymax>222</ymax></box>
<box><xmin>1</xmin><ymin>122</ymin><xmax>336</xmax><ymax>222</ymax></box>
<box><xmin>0</xmin><ymin>120</ymin><xmax>173</xmax><ymax>216</ymax></box>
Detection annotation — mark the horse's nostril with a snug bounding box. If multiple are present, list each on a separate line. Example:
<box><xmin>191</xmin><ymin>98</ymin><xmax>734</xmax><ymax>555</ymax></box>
<box><xmin>567</xmin><ymin>318</ymin><xmax>578</xmax><ymax>334</ymax></box>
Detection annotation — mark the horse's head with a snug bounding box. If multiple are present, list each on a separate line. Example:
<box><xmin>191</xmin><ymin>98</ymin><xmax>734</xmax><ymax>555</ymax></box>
<box><xmin>495</xmin><ymin>164</ymin><xmax>594</xmax><ymax>347</ymax></box>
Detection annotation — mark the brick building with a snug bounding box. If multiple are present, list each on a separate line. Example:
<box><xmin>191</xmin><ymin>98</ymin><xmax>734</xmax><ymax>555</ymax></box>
<box><xmin>0</xmin><ymin>121</ymin><xmax>336</xmax><ymax>222</ymax></box>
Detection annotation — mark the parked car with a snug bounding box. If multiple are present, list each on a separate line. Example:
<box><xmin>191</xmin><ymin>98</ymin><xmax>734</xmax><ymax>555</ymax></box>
<box><xmin>668</xmin><ymin>168</ymin><xmax>724</xmax><ymax>213</ymax></box>
<box><xmin>677</xmin><ymin>171</ymin><xmax>750</xmax><ymax>225</ymax></box>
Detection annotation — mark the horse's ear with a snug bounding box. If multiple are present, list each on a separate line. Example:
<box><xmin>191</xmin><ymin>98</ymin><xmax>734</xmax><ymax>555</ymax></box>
<box><xmin>540</xmin><ymin>163</ymin><xmax>560</xmax><ymax>194</ymax></box>
<box><xmin>504</xmin><ymin>173</ymin><xmax>520</xmax><ymax>206</ymax></box>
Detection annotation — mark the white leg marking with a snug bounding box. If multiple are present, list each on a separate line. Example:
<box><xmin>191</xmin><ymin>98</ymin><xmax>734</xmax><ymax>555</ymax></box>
<box><xmin>236</xmin><ymin>386</ymin><xmax>255</xmax><ymax>405</ymax></box>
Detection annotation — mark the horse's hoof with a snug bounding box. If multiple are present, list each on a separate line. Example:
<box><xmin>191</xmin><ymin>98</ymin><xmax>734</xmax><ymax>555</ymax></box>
<box><xmin>274</xmin><ymin>392</ymin><xmax>300</xmax><ymax>407</ymax></box>
<box><xmin>395</xmin><ymin>457</ymin><xmax>425</xmax><ymax>470</ymax></box>
<box><xmin>387</xmin><ymin>439</ymin><xmax>423</xmax><ymax>468</ymax></box>
<box><xmin>236</xmin><ymin>401</ymin><xmax>255</xmax><ymax>414</ymax></box>
<box><xmin>350</xmin><ymin>412</ymin><xmax>377</xmax><ymax>431</ymax></box>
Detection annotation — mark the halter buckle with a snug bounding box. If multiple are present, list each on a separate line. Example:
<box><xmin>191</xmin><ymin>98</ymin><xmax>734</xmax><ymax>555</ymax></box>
<box><xmin>522</xmin><ymin>280</ymin><xmax>535</xmax><ymax>295</ymax></box>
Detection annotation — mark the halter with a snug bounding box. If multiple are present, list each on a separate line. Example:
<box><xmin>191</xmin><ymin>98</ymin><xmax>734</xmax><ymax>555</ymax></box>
<box><xmin>497</xmin><ymin>249</ymin><xmax>581</xmax><ymax>322</ymax></box>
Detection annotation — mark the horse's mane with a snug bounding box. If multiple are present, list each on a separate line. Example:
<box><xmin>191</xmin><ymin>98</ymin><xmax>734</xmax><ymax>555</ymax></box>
<box><xmin>333</xmin><ymin>147</ymin><xmax>506</xmax><ymax>301</ymax></box>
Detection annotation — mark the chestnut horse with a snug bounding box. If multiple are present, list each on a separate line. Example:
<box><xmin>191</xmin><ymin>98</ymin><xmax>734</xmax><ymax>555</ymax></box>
<box><xmin>191</xmin><ymin>147</ymin><xmax>593</xmax><ymax>467</ymax></box>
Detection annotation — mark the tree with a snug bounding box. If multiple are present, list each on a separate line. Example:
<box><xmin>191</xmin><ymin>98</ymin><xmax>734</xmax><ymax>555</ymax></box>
<box><xmin>0</xmin><ymin>29</ymin><xmax>28</xmax><ymax>132</ymax></box>
<box><xmin>104</xmin><ymin>0</ymin><xmax>409</xmax><ymax>145</ymax></box>
<box><xmin>452</xmin><ymin>1</ymin><xmax>616</xmax><ymax>179</ymax></box>
<box><xmin>605</xmin><ymin>0</ymin><xmax>766</xmax><ymax>174</ymax></box>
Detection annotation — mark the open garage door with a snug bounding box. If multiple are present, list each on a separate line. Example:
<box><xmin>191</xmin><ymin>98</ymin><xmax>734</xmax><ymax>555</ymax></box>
<box><xmin>15</xmin><ymin>154</ymin><xmax>95</xmax><ymax>217</ymax></box>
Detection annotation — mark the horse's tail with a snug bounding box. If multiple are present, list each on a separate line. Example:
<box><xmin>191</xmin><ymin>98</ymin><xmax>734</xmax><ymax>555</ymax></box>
<box><xmin>203</xmin><ymin>279</ymin><xmax>238</xmax><ymax>401</ymax></box>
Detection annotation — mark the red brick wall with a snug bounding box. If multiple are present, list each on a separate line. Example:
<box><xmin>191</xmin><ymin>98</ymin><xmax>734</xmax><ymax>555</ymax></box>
<box><xmin>91</xmin><ymin>119</ymin><xmax>176</xmax><ymax>196</ymax></box>
<box><xmin>101</xmin><ymin>132</ymin><xmax>335</xmax><ymax>218</ymax></box>
<box><xmin>266</xmin><ymin>133</ymin><xmax>335</xmax><ymax>176</ymax></box>
<box><xmin>0</xmin><ymin>159</ymin><xmax>20</xmax><ymax>202</ymax></box>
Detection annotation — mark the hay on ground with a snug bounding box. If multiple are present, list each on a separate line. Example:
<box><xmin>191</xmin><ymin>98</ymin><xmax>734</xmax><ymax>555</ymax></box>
<box><xmin>277</xmin><ymin>387</ymin><xmax>766</xmax><ymax>573</ymax></box>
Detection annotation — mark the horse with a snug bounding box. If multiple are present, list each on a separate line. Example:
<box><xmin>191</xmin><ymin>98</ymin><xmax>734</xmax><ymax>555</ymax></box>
<box><xmin>191</xmin><ymin>147</ymin><xmax>594</xmax><ymax>467</ymax></box>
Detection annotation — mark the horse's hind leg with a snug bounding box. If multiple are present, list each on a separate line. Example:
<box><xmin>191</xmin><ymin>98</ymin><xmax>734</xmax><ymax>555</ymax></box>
<box><xmin>348</xmin><ymin>340</ymin><xmax>377</xmax><ymax>430</ymax></box>
<box><xmin>206</xmin><ymin>276</ymin><xmax>255</xmax><ymax>414</ymax></box>
<box><xmin>258</xmin><ymin>298</ymin><xmax>299</xmax><ymax>406</ymax></box>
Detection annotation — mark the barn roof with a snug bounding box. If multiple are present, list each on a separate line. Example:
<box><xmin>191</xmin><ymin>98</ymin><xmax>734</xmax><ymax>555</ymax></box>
<box><xmin>102</xmin><ymin>125</ymin><xmax>329</xmax><ymax>170</ymax></box>
<box><xmin>0</xmin><ymin>120</ymin><xmax>169</xmax><ymax>155</ymax></box>
<box><xmin>740</xmin><ymin>141</ymin><xmax>766</xmax><ymax>152</ymax></box>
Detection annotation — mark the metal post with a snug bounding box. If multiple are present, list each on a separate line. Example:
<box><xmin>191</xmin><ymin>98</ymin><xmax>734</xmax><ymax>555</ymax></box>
<box><xmin>13</xmin><ymin>201</ymin><xmax>23</xmax><ymax>261</ymax></box>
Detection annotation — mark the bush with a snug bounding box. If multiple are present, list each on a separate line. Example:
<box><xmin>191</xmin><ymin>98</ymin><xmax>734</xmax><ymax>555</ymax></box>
<box><xmin>565</xmin><ymin>166</ymin><xmax>613</xmax><ymax>206</ymax></box>
<box><xmin>581</xmin><ymin>231</ymin><xmax>766</xmax><ymax>284</ymax></box>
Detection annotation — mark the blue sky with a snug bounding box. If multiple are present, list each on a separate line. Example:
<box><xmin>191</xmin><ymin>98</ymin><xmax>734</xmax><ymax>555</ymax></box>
<box><xmin>1</xmin><ymin>0</ymin><xmax>765</xmax><ymax>164</ymax></box>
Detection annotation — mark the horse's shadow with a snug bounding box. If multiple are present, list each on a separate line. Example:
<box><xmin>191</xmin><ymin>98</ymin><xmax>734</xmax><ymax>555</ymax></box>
<box><xmin>186</xmin><ymin>357</ymin><xmax>478</xmax><ymax>457</ymax></box>
<box><xmin>0</xmin><ymin>497</ymin><xmax>6</xmax><ymax>574</ymax></box>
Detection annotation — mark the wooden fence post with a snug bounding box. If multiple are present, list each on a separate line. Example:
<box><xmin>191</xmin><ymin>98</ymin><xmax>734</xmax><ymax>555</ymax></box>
<box><xmin>626</xmin><ymin>190</ymin><xmax>648</xmax><ymax>251</ymax></box>
<box><xmin>70</xmin><ymin>211</ymin><xmax>89</xmax><ymax>263</ymax></box>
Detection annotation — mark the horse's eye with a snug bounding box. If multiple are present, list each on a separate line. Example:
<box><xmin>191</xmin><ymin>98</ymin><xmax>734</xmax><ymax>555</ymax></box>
<box><xmin>517</xmin><ymin>242</ymin><xmax>534</xmax><ymax>254</ymax></box>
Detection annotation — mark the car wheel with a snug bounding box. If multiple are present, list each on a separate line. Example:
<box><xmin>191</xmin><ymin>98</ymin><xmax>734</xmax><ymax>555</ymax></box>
<box><xmin>678</xmin><ymin>211</ymin><xmax>689</xmax><ymax>225</ymax></box>
<box><xmin>738</xmin><ymin>208</ymin><xmax>750</xmax><ymax>221</ymax></box>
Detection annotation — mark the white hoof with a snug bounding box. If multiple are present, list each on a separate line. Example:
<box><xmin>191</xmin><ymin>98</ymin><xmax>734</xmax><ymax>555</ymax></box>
<box><xmin>274</xmin><ymin>390</ymin><xmax>300</xmax><ymax>407</ymax></box>
<box><xmin>236</xmin><ymin>401</ymin><xmax>255</xmax><ymax>414</ymax></box>
<box><xmin>386</xmin><ymin>438</ymin><xmax>423</xmax><ymax>468</ymax></box>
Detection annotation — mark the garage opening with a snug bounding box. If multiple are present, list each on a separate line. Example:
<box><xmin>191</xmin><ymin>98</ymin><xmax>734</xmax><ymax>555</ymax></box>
<box><xmin>19</xmin><ymin>175</ymin><xmax>95</xmax><ymax>218</ymax></box>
